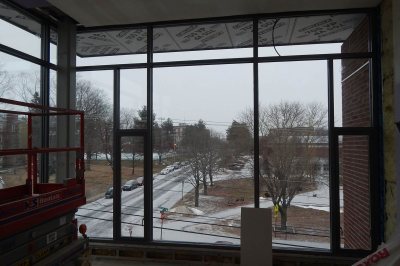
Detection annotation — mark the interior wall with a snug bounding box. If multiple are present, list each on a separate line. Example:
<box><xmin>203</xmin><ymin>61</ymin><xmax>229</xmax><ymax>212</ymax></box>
<box><xmin>380</xmin><ymin>0</ymin><xmax>396</xmax><ymax>241</ymax></box>
<box><xmin>393</xmin><ymin>0</ymin><xmax>400</xmax><ymax>238</ymax></box>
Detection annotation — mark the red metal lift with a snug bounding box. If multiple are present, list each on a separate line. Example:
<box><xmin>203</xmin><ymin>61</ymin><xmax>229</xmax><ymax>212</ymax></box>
<box><xmin>0</xmin><ymin>98</ymin><xmax>86</xmax><ymax>239</ymax></box>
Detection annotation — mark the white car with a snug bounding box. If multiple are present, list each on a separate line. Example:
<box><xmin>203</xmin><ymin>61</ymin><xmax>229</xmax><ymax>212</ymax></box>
<box><xmin>160</xmin><ymin>166</ymin><xmax>174</xmax><ymax>175</ymax></box>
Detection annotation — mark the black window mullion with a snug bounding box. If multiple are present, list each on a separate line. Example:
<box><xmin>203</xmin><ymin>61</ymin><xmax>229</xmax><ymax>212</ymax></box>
<box><xmin>253</xmin><ymin>19</ymin><xmax>260</xmax><ymax>208</ymax></box>
<box><xmin>113</xmin><ymin>68</ymin><xmax>121</xmax><ymax>240</ymax></box>
<box><xmin>145</xmin><ymin>26</ymin><xmax>154</xmax><ymax>242</ymax></box>
<box><xmin>40</xmin><ymin>23</ymin><xmax>50</xmax><ymax>183</ymax></box>
<box><xmin>328</xmin><ymin>59</ymin><xmax>340</xmax><ymax>254</ymax></box>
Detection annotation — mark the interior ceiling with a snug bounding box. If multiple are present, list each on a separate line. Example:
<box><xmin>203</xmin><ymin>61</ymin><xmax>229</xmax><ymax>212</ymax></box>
<box><xmin>47</xmin><ymin>0</ymin><xmax>381</xmax><ymax>27</ymax></box>
<box><xmin>0</xmin><ymin>0</ymin><xmax>380</xmax><ymax>57</ymax></box>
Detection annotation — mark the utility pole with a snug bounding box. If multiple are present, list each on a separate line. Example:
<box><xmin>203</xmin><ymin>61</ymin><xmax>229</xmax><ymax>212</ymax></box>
<box><xmin>181</xmin><ymin>180</ymin><xmax>184</xmax><ymax>200</ymax></box>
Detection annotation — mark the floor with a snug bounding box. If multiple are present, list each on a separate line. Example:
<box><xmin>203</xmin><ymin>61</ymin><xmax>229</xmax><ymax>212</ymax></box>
<box><xmin>90</xmin><ymin>257</ymin><xmax>189</xmax><ymax>265</ymax></box>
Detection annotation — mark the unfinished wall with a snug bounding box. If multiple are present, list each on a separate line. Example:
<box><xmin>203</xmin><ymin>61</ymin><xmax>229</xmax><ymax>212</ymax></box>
<box><xmin>380</xmin><ymin>0</ymin><xmax>396</xmax><ymax>241</ymax></box>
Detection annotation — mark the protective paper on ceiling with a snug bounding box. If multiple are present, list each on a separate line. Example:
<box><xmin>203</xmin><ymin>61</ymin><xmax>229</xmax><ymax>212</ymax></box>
<box><xmin>76</xmin><ymin>13</ymin><xmax>365</xmax><ymax>57</ymax></box>
<box><xmin>0</xmin><ymin>2</ymin><xmax>41</xmax><ymax>37</ymax></box>
<box><xmin>258</xmin><ymin>14</ymin><xmax>366</xmax><ymax>46</ymax></box>
<box><xmin>0</xmin><ymin>2</ymin><xmax>58</xmax><ymax>45</ymax></box>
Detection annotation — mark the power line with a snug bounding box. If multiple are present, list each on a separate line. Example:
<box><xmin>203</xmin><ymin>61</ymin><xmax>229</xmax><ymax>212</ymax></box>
<box><xmin>76</xmin><ymin>214</ymin><xmax>329</xmax><ymax>241</ymax></box>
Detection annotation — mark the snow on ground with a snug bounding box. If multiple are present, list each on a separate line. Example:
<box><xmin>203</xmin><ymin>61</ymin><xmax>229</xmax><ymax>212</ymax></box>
<box><xmin>212</xmin><ymin>161</ymin><xmax>253</xmax><ymax>182</ymax></box>
<box><xmin>77</xmin><ymin>160</ymin><xmax>339</xmax><ymax>249</ymax></box>
<box><xmin>188</xmin><ymin>207</ymin><xmax>205</xmax><ymax>215</ymax></box>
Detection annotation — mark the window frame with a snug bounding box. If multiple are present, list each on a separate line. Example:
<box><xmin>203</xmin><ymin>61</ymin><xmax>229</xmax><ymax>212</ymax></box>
<box><xmin>74</xmin><ymin>8</ymin><xmax>382</xmax><ymax>257</ymax></box>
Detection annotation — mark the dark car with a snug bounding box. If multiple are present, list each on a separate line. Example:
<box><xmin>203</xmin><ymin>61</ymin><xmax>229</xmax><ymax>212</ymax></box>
<box><xmin>122</xmin><ymin>180</ymin><xmax>139</xmax><ymax>191</ymax></box>
<box><xmin>105</xmin><ymin>187</ymin><xmax>113</xmax><ymax>198</ymax></box>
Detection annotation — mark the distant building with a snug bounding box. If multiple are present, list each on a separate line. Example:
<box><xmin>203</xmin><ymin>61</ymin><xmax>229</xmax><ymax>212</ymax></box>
<box><xmin>173</xmin><ymin>123</ymin><xmax>187</xmax><ymax>149</ymax></box>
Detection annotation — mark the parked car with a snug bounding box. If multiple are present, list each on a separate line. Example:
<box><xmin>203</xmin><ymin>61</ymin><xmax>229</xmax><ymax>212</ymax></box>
<box><xmin>105</xmin><ymin>187</ymin><xmax>114</xmax><ymax>198</ymax></box>
<box><xmin>160</xmin><ymin>166</ymin><xmax>174</xmax><ymax>175</ymax></box>
<box><xmin>136</xmin><ymin>176</ymin><xmax>144</xmax><ymax>186</ymax></box>
<box><xmin>171</xmin><ymin>162</ymin><xmax>180</xmax><ymax>170</ymax></box>
<box><xmin>122</xmin><ymin>180</ymin><xmax>139</xmax><ymax>191</ymax></box>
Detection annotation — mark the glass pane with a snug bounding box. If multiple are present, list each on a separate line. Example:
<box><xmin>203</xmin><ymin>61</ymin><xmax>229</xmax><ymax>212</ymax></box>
<box><xmin>339</xmin><ymin>135</ymin><xmax>371</xmax><ymax>250</ymax></box>
<box><xmin>120</xmin><ymin>69</ymin><xmax>147</xmax><ymax>129</ymax></box>
<box><xmin>75</xmin><ymin>70</ymin><xmax>114</xmax><ymax>238</ymax></box>
<box><xmin>259</xmin><ymin>43</ymin><xmax>341</xmax><ymax>57</ymax></box>
<box><xmin>153</xmin><ymin>21</ymin><xmax>253</xmax><ymax>62</ymax></box>
<box><xmin>153</xmin><ymin>63</ymin><xmax>253</xmax><ymax>244</ymax></box>
<box><xmin>258</xmin><ymin>14</ymin><xmax>369</xmax><ymax>56</ymax></box>
<box><xmin>0</xmin><ymin>102</ymin><xmax>29</xmax><ymax>187</ymax></box>
<box><xmin>121</xmin><ymin>136</ymin><xmax>145</xmax><ymax>238</ymax></box>
<box><xmin>0</xmin><ymin>155</ymin><xmax>28</xmax><ymax>189</ymax></box>
<box><xmin>50</xmin><ymin>28</ymin><xmax>58</xmax><ymax>65</ymax></box>
<box><xmin>50</xmin><ymin>70</ymin><xmax>57</xmax><ymax>107</ymax></box>
<box><xmin>0</xmin><ymin>2</ymin><xmax>41</xmax><ymax>58</ymax></box>
<box><xmin>0</xmin><ymin>52</ymin><xmax>41</xmax><ymax>107</ymax></box>
<box><xmin>334</xmin><ymin>59</ymin><xmax>371</xmax><ymax>127</ymax></box>
<box><xmin>259</xmin><ymin>61</ymin><xmax>330</xmax><ymax>249</ymax></box>
<box><xmin>76</xmin><ymin>28</ymin><xmax>147</xmax><ymax>66</ymax></box>
<box><xmin>77</xmin><ymin>54</ymin><xmax>147</xmax><ymax>66</ymax></box>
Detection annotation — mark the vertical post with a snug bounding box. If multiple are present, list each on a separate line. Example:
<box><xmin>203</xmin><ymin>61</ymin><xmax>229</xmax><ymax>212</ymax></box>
<box><xmin>393</xmin><ymin>0</ymin><xmax>400</xmax><ymax>241</ymax></box>
<box><xmin>145</xmin><ymin>25</ymin><xmax>154</xmax><ymax>242</ymax></box>
<box><xmin>32</xmin><ymin>153</ymin><xmax>38</xmax><ymax>190</ymax></box>
<box><xmin>40</xmin><ymin>23</ymin><xmax>50</xmax><ymax>183</ymax></box>
<box><xmin>27</xmin><ymin>115</ymin><xmax>33</xmax><ymax>195</ymax></box>
<box><xmin>113</xmin><ymin>68</ymin><xmax>121</xmax><ymax>240</ymax></box>
<box><xmin>328</xmin><ymin>59</ymin><xmax>340</xmax><ymax>253</ymax></box>
<box><xmin>56</xmin><ymin>18</ymin><xmax>76</xmax><ymax>183</ymax></box>
<box><xmin>182</xmin><ymin>180</ymin><xmax>184</xmax><ymax>200</ymax></box>
<box><xmin>253</xmin><ymin>18</ymin><xmax>260</xmax><ymax>208</ymax></box>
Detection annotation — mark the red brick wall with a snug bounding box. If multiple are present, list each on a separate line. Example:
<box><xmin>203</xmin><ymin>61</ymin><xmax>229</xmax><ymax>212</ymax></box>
<box><xmin>341</xmin><ymin>18</ymin><xmax>371</xmax><ymax>250</ymax></box>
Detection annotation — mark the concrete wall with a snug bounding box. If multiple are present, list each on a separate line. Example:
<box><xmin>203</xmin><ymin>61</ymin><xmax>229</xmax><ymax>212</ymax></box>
<box><xmin>380</xmin><ymin>0</ymin><xmax>396</xmax><ymax>241</ymax></box>
<box><xmin>394</xmin><ymin>0</ymin><xmax>400</xmax><ymax>242</ymax></box>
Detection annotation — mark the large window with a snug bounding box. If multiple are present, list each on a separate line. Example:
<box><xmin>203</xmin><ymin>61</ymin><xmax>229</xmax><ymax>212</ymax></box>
<box><xmin>259</xmin><ymin>61</ymin><xmax>330</xmax><ymax>249</ymax></box>
<box><xmin>0</xmin><ymin>2</ymin><xmax>41</xmax><ymax>58</ymax></box>
<box><xmin>74</xmin><ymin>71</ymin><xmax>114</xmax><ymax>238</ymax></box>
<box><xmin>153</xmin><ymin>64</ymin><xmax>254</xmax><ymax>244</ymax></box>
<box><xmin>69</xmin><ymin>10</ymin><xmax>379</xmax><ymax>253</ymax></box>
<box><xmin>0</xmin><ymin>3</ymin><xmax>54</xmax><ymax>191</ymax></box>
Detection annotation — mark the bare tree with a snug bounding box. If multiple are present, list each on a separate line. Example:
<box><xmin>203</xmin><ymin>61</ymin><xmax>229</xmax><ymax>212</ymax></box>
<box><xmin>120</xmin><ymin>108</ymin><xmax>139</xmax><ymax>174</ymax></box>
<box><xmin>206</xmin><ymin>132</ymin><xmax>223</xmax><ymax>187</ymax></box>
<box><xmin>238</xmin><ymin>106</ymin><xmax>269</xmax><ymax>136</ymax></box>
<box><xmin>99</xmin><ymin>111</ymin><xmax>113</xmax><ymax>166</ymax></box>
<box><xmin>256</xmin><ymin>101</ymin><xmax>327</xmax><ymax>230</ymax></box>
<box><xmin>14</xmin><ymin>72</ymin><xmax>41</xmax><ymax>103</ymax></box>
<box><xmin>180</xmin><ymin>120</ymin><xmax>209</xmax><ymax>207</ymax></box>
<box><xmin>76</xmin><ymin>79</ymin><xmax>111</xmax><ymax>170</ymax></box>
<box><xmin>0</xmin><ymin>65</ymin><xmax>12</xmax><ymax>98</ymax></box>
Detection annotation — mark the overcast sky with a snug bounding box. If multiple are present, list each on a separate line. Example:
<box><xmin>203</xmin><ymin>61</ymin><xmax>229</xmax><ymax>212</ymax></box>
<box><xmin>0</xmin><ymin>18</ymin><xmax>345</xmax><ymax>135</ymax></box>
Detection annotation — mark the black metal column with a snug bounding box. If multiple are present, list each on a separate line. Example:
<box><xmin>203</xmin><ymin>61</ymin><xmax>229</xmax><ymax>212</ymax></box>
<box><xmin>253</xmin><ymin>19</ymin><xmax>260</xmax><ymax>208</ymax></box>
<box><xmin>40</xmin><ymin>23</ymin><xmax>50</xmax><ymax>183</ymax></box>
<box><xmin>327</xmin><ymin>59</ymin><xmax>340</xmax><ymax>253</ymax></box>
<box><xmin>113</xmin><ymin>68</ymin><xmax>121</xmax><ymax>239</ymax></box>
<box><xmin>145</xmin><ymin>26</ymin><xmax>154</xmax><ymax>241</ymax></box>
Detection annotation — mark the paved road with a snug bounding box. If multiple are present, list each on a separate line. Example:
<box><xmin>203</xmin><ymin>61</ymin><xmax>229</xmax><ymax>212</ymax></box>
<box><xmin>76</xmin><ymin>167</ymin><xmax>192</xmax><ymax>238</ymax></box>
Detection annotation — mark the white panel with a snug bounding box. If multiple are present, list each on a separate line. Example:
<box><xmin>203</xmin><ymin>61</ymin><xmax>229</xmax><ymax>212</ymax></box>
<box><xmin>241</xmin><ymin>208</ymin><xmax>272</xmax><ymax>266</ymax></box>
